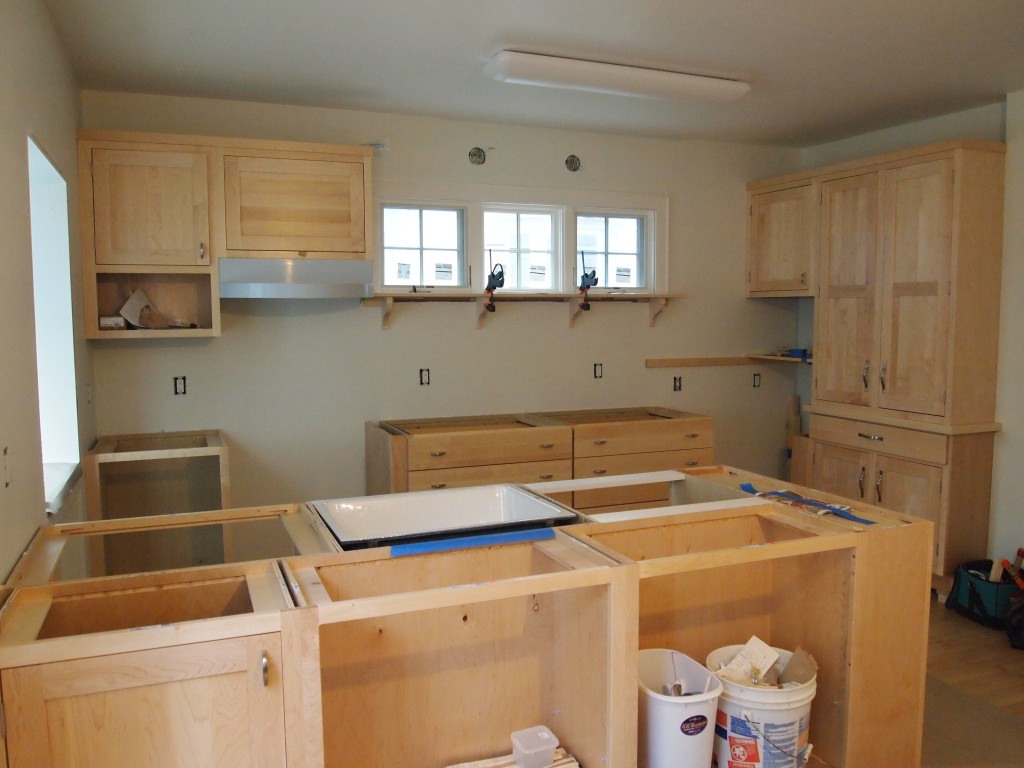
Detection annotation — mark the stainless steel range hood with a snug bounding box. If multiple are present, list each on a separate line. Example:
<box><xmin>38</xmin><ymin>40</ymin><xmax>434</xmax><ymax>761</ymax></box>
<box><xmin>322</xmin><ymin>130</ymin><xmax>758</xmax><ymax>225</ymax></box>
<box><xmin>219</xmin><ymin>258</ymin><xmax>373</xmax><ymax>299</ymax></box>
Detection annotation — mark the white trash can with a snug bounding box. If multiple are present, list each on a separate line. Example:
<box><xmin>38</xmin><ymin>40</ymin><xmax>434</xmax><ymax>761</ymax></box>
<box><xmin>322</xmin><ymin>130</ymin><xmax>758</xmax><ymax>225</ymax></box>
<box><xmin>638</xmin><ymin>649</ymin><xmax>722</xmax><ymax>768</ymax></box>
<box><xmin>706</xmin><ymin>645</ymin><xmax>816</xmax><ymax>768</ymax></box>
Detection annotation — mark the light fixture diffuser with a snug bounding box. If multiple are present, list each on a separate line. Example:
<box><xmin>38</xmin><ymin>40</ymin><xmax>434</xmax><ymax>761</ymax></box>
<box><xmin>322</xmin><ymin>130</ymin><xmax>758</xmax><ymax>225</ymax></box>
<box><xmin>485</xmin><ymin>50</ymin><xmax>750</xmax><ymax>104</ymax></box>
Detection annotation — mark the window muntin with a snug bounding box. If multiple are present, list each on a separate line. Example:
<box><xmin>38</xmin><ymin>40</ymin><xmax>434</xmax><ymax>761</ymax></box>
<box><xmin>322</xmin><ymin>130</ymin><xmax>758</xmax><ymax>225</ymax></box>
<box><xmin>483</xmin><ymin>209</ymin><xmax>557</xmax><ymax>290</ymax></box>
<box><xmin>576</xmin><ymin>214</ymin><xmax>645</xmax><ymax>290</ymax></box>
<box><xmin>381</xmin><ymin>205</ymin><xmax>464</xmax><ymax>287</ymax></box>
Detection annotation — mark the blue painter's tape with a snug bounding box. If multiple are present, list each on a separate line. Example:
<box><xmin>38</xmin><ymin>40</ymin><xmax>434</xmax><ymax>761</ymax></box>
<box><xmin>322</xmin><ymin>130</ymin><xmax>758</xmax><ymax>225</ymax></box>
<box><xmin>740</xmin><ymin>483</ymin><xmax>875</xmax><ymax>525</ymax></box>
<box><xmin>389</xmin><ymin>527</ymin><xmax>556</xmax><ymax>557</ymax></box>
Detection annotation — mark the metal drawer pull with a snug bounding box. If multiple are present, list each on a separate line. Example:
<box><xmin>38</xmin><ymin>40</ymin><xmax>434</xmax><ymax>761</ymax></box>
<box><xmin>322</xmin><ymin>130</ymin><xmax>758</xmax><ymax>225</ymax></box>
<box><xmin>539</xmin><ymin>443</ymin><xmax>554</xmax><ymax>449</ymax></box>
<box><xmin>858</xmin><ymin>467</ymin><xmax>865</xmax><ymax>498</ymax></box>
<box><xmin>862</xmin><ymin>360</ymin><xmax>869</xmax><ymax>391</ymax></box>
<box><xmin>430</xmin><ymin>450</ymin><xmax>446</xmax><ymax>457</ymax></box>
<box><xmin>430</xmin><ymin>483</ymin><xmax>447</xmax><ymax>489</ymax></box>
<box><xmin>593</xmin><ymin>439</ymin><xmax>607</xmax><ymax>445</ymax></box>
<box><xmin>198</xmin><ymin>242</ymin><xmax>206</xmax><ymax>262</ymax></box>
<box><xmin>538</xmin><ymin>474</ymin><xmax>554</xmax><ymax>480</ymax></box>
<box><xmin>879</xmin><ymin>360</ymin><xmax>888</xmax><ymax>392</ymax></box>
<box><xmin>685</xmin><ymin>461</ymin><xmax>699</xmax><ymax>466</ymax></box>
<box><xmin>857</xmin><ymin>432</ymin><xmax>884</xmax><ymax>442</ymax></box>
<box><xmin>875</xmin><ymin>470</ymin><xmax>884</xmax><ymax>504</ymax></box>
<box><xmin>261</xmin><ymin>651</ymin><xmax>269</xmax><ymax>687</ymax></box>
<box><xmin>685</xmin><ymin>433</ymin><xmax>699</xmax><ymax>438</ymax></box>
<box><xmin>592</xmin><ymin>469</ymin><xmax>607</xmax><ymax>475</ymax></box>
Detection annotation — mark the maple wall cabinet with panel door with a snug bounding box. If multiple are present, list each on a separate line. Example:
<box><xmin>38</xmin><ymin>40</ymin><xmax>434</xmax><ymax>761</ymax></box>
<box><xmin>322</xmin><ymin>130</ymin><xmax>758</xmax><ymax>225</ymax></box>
<box><xmin>79</xmin><ymin>133</ymin><xmax>219</xmax><ymax>338</ymax></box>
<box><xmin>746</xmin><ymin>181</ymin><xmax>817</xmax><ymax>296</ymax></box>
<box><xmin>220</xmin><ymin>145</ymin><xmax>372</xmax><ymax>259</ymax></box>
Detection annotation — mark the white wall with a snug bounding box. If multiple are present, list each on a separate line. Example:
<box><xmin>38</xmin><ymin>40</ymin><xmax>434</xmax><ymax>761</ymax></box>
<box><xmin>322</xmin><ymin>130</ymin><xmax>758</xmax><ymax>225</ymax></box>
<box><xmin>991</xmin><ymin>90</ymin><xmax>1024</xmax><ymax>557</ymax></box>
<box><xmin>81</xmin><ymin>91</ymin><xmax>803</xmax><ymax>507</ymax></box>
<box><xmin>0</xmin><ymin>0</ymin><xmax>86</xmax><ymax>578</ymax></box>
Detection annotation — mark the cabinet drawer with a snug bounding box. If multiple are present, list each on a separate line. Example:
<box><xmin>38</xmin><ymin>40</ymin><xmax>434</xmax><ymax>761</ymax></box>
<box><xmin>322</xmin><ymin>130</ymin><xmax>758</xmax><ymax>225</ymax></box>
<box><xmin>572</xmin><ymin>448</ymin><xmax>714</xmax><ymax>509</ymax></box>
<box><xmin>408</xmin><ymin>459</ymin><xmax>573</xmax><ymax>491</ymax></box>
<box><xmin>809</xmin><ymin>415</ymin><xmax>947</xmax><ymax>465</ymax></box>
<box><xmin>406</xmin><ymin>426</ymin><xmax>571</xmax><ymax>470</ymax></box>
<box><xmin>573</xmin><ymin>418</ymin><xmax>714</xmax><ymax>458</ymax></box>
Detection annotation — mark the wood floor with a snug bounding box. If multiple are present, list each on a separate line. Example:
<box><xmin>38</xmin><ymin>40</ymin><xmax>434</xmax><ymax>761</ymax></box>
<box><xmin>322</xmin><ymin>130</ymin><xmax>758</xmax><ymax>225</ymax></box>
<box><xmin>927</xmin><ymin>593</ymin><xmax>1024</xmax><ymax>718</ymax></box>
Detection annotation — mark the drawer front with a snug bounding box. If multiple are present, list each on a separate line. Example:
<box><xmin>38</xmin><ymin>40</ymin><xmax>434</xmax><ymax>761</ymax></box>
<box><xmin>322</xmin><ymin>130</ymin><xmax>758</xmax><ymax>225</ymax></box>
<box><xmin>408</xmin><ymin>459</ymin><xmax>573</xmax><ymax>491</ymax></box>
<box><xmin>407</xmin><ymin>426</ymin><xmax>572</xmax><ymax>470</ymax></box>
<box><xmin>573</xmin><ymin>418</ymin><xmax>714</xmax><ymax>458</ymax></box>
<box><xmin>572</xmin><ymin>448</ymin><xmax>714</xmax><ymax>509</ymax></box>
<box><xmin>809</xmin><ymin>415</ymin><xmax>947</xmax><ymax>465</ymax></box>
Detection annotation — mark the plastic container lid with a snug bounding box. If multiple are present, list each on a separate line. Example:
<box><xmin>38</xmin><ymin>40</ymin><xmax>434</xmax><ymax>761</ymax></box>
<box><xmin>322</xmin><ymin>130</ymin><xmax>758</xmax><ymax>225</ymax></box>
<box><xmin>511</xmin><ymin>725</ymin><xmax>559</xmax><ymax>768</ymax></box>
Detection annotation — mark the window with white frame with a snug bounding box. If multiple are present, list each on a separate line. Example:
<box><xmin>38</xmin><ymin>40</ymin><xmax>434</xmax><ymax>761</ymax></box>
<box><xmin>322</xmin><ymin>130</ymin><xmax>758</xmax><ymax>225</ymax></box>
<box><xmin>381</xmin><ymin>205</ymin><xmax>465</xmax><ymax>287</ymax></box>
<box><xmin>576</xmin><ymin>213</ymin><xmax>645</xmax><ymax>290</ymax></box>
<box><xmin>378</xmin><ymin>187</ymin><xmax>666</xmax><ymax>294</ymax></box>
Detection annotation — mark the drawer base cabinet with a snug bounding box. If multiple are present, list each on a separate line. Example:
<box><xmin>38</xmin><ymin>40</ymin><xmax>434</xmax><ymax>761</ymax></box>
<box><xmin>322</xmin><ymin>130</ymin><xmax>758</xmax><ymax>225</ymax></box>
<box><xmin>809</xmin><ymin>414</ymin><xmax>995</xmax><ymax>575</ymax></box>
<box><xmin>0</xmin><ymin>467</ymin><xmax>931</xmax><ymax>768</ymax></box>
<box><xmin>366</xmin><ymin>407</ymin><xmax>714</xmax><ymax>512</ymax></box>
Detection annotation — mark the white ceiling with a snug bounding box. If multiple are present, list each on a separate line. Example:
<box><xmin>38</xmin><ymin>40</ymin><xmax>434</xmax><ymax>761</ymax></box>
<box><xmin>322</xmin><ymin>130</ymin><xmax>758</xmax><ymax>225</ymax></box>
<box><xmin>42</xmin><ymin>0</ymin><xmax>1024</xmax><ymax>146</ymax></box>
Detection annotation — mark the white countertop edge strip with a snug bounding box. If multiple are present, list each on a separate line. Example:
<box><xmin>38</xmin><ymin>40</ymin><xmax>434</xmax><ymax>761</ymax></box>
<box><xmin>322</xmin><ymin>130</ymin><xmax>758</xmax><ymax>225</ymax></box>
<box><xmin>586</xmin><ymin>496</ymin><xmax>774</xmax><ymax>524</ymax></box>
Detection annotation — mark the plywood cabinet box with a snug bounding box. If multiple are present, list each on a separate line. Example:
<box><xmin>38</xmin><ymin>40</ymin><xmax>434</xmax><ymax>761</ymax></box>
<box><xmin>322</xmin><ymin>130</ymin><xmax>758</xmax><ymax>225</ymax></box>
<box><xmin>78</xmin><ymin>130</ymin><xmax>373</xmax><ymax>338</ymax></box>
<box><xmin>0</xmin><ymin>466</ymin><xmax>933</xmax><ymax>768</ymax></box>
<box><xmin>748</xmin><ymin>140</ymin><xmax>1005</xmax><ymax>575</ymax></box>
<box><xmin>366</xmin><ymin>407</ymin><xmax>713</xmax><ymax>511</ymax></box>
<box><xmin>746</xmin><ymin>181</ymin><xmax>817</xmax><ymax>296</ymax></box>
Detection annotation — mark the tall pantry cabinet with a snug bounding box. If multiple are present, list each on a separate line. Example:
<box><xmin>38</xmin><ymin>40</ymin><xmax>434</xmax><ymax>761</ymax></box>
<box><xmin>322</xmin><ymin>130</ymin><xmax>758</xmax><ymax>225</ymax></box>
<box><xmin>748</xmin><ymin>141</ymin><xmax>1005</xmax><ymax>575</ymax></box>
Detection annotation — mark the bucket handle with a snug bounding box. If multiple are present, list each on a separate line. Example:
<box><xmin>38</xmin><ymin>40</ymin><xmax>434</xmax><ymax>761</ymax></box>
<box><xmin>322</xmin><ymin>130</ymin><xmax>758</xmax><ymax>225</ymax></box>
<box><xmin>741</xmin><ymin>710</ymin><xmax>813</xmax><ymax>767</ymax></box>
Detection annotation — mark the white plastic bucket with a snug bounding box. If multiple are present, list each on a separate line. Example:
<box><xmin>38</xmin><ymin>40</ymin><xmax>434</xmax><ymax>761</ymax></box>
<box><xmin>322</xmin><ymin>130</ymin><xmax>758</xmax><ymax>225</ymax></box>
<box><xmin>638</xmin><ymin>649</ymin><xmax>723</xmax><ymax>768</ymax></box>
<box><xmin>705</xmin><ymin>645</ymin><xmax>816</xmax><ymax>768</ymax></box>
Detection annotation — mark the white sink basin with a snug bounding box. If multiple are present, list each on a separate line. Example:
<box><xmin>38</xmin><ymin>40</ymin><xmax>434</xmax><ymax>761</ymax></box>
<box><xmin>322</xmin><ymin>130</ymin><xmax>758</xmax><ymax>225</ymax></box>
<box><xmin>309</xmin><ymin>484</ymin><xmax>577</xmax><ymax>549</ymax></box>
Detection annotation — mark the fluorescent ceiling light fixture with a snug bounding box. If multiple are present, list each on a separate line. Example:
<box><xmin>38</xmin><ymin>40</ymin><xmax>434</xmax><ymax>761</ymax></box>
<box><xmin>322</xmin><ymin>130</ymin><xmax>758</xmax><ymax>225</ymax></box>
<box><xmin>486</xmin><ymin>50</ymin><xmax>750</xmax><ymax>104</ymax></box>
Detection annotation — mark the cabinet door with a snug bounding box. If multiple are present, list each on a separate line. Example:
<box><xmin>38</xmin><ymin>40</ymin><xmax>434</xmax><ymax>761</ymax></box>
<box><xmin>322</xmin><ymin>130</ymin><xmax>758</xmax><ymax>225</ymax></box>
<box><xmin>92</xmin><ymin>148</ymin><xmax>210</xmax><ymax>266</ymax></box>
<box><xmin>815</xmin><ymin>173</ymin><xmax>880</xmax><ymax>406</ymax></box>
<box><xmin>2</xmin><ymin>634</ymin><xmax>285</xmax><ymax>768</ymax></box>
<box><xmin>872</xmin><ymin>455</ymin><xmax>943</xmax><ymax>555</ymax></box>
<box><xmin>224</xmin><ymin>155</ymin><xmax>366</xmax><ymax>255</ymax></box>
<box><xmin>878</xmin><ymin>159</ymin><xmax>954</xmax><ymax>416</ymax></box>
<box><xmin>812</xmin><ymin>441</ymin><xmax>871</xmax><ymax>502</ymax></box>
<box><xmin>747</xmin><ymin>184</ymin><xmax>816</xmax><ymax>295</ymax></box>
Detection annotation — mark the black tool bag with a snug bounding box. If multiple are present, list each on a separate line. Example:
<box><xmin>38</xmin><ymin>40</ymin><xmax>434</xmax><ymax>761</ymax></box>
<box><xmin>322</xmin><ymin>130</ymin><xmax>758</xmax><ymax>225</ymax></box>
<box><xmin>945</xmin><ymin>559</ymin><xmax>1023</xmax><ymax>629</ymax></box>
<box><xmin>1006</xmin><ymin>597</ymin><xmax>1024</xmax><ymax>649</ymax></box>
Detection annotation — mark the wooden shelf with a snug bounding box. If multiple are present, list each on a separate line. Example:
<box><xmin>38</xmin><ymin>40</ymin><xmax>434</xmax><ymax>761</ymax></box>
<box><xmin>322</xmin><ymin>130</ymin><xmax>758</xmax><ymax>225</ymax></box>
<box><xmin>363</xmin><ymin>291</ymin><xmax>674</xmax><ymax>330</ymax></box>
<box><xmin>646</xmin><ymin>354</ymin><xmax>811</xmax><ymax>368</ymax></box>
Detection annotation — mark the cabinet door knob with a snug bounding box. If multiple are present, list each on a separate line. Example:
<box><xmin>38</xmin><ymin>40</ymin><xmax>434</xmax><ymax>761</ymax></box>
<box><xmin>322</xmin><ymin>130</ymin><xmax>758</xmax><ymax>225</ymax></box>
<box><xmin>539</xmin><ymin>443</ymin><xmax>554</xmax><ymax>449</ymax></box>
<box><xmin>592</xmin><ymin>469</ymin><xmax>607</xmax><ymax>475</ymax></box>
<box><xmin>430</xmin><ymin>451</ymin><xmax>446</xmax><ymax>457</ymax></box>
<box><xmin>800</xmin><ymin>271</ymin><xmax>807</xmax><ymax>285</ymax></box>
<box><xmin>593</xmin><ymin>439</ymin><xmax>607</xmax><ymax>446</ymax></box>
<box><xmin>430</xmin><ymin>483</ymin><xmax>447</xmax><ymax>489</ymax></box>
<box><xmin>198</xmin><ymin>242</ymin><xmax>206</xmax><ymax>263</ymax></box>
<box><xmin>261</xmin><ymin>650</ymin><xmax>269</xmax><ymax>687</ymax></box>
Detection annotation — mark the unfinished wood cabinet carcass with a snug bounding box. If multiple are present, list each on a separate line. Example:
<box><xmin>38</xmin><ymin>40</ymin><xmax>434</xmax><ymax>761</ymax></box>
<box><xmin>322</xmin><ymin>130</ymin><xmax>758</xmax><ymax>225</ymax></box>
<box><xmin>748</xmin><ymin>140</ymin><xmax>1005</xmax><ymax>575</ymax></box>
<box><xmin>746</xmin><ymin>181</ymin><xmax>817</xmax><ymax>296</ymax></box>
<box><xmin>0</xmin><ymin>562</ymin><xmax>298</xmax><ymax>768</ymax></box>
<box><xmin>78</xmin><ymin>133</ymin><xmax>219</xmax><ymax>337</ymax></box>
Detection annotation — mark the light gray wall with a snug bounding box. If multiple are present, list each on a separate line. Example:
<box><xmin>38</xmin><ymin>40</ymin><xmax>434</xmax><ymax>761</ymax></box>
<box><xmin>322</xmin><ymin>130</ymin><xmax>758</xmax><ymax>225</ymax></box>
<box><xmin>81</xmin><ymin>91</ymin><xmax>804</xmax><ymax>507</ymax></box>
<box><xmin>0</xmin><ymin>0</ymin><xmax>87</xmax><ymax>578</ymax></box>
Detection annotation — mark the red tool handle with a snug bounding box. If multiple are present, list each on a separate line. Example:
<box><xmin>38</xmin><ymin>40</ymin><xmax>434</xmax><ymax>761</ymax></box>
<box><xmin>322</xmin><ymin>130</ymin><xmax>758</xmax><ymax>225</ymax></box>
<box><xmin>1002</xmin><ymin>559</ymin><xmax>1024</xmax><ymax>591</ymax></box>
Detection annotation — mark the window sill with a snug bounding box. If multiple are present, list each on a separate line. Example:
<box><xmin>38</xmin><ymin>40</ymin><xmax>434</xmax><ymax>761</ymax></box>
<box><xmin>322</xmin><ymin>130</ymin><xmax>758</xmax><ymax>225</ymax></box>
<box><xmin>363</xmin><ymin>292</ymin><xmax>676</xmax><ymax>329</ymax></box>
<box><xmin>43</xmin><ymin>461</ymin><xmax>82</xmax><ymax>516</ymax></box>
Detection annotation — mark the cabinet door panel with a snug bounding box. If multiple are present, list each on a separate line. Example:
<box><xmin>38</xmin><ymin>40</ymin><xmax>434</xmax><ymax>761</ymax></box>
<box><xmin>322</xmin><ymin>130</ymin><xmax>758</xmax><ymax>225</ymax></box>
<box><xmin>2</xmin><ymin>634</ymin><xmax>285</xmax><ymax>768</ymax></box>
<box><xmin>747</xmin><ymin>184</ymin><xmax>816</xmax><ymax>294</ymax></box>
<box><xmin>873</xmin><ymin>455</ymin><xmax>942</xmax><ymax>554</ymax></box>
<box><xmin>92</xmin><ymin>149</ymin><xmax>210</xmax><ymax>266</ymax></box>
<box><xmin>879</xmin><ymin>159</ymin><xmax>953</xmax><ymax>416</ymax></box>
<box><xmin>815</xmin><ymin>173</ymin><xmax>880</xmax><ymax>406</ymax></box>
<box><xmin>225</xmin><ymin>155</ymin><xmax>365</xmax><ymax>254</ymax></box>
<box><xmin>812</xmin><ymin>442</ymin><xmax>871</xmax><ymax>503</ymax></box>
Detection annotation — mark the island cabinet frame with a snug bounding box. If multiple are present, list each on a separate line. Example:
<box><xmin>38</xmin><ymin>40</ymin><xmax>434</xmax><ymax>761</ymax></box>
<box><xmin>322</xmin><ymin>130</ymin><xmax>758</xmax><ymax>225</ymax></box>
<box><xmin>282</xmin><ymin>530</ymin><xmax>638</xmax><ymax>768</ymax></box>
<box><xmin>568</xmin><ymin>497</ymin><xmax>933</xmax><ymax>768</ymax></box>
<box><xmin>0</xmin><ymin>561</ymin><xmax>308</xmax><ymax>768</ymax></box>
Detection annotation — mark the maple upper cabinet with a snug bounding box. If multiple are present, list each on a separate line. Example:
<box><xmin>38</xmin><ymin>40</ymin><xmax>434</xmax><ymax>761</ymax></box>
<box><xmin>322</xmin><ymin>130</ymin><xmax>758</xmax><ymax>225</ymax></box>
<box><xmin>811</xmin><ymin>143</ymin><xmax>1005</xmax><ymax>428</ymax></box>
<box><xmin>746</xmin><ymin>182</ymin><xmax>817</xmax><ymax>296</ymax></box>
<box><xmin>221</xmin><ymin>146</ymin><xmax>371</xmax><ymax>259</ymax></box>
<box><xmin>79</xmin><ymin>133</ymin><xmax>219</xmax><ymax>338</ymax></box>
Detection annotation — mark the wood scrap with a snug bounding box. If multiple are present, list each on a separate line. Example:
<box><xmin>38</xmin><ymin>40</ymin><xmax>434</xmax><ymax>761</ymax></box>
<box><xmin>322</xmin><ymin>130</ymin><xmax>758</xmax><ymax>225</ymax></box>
<box><xmin>446</xmin><ymin>746</ymin><xmax>578</xmax><ymax>767</ymax></box>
